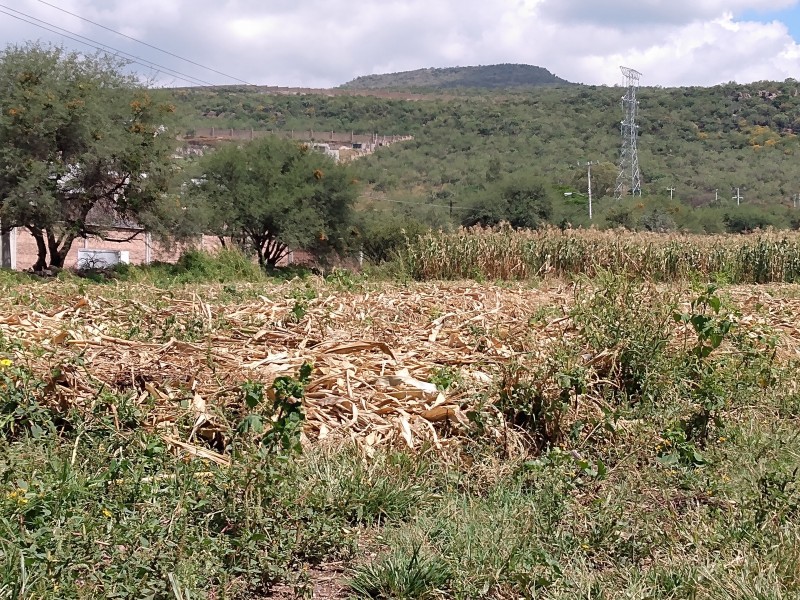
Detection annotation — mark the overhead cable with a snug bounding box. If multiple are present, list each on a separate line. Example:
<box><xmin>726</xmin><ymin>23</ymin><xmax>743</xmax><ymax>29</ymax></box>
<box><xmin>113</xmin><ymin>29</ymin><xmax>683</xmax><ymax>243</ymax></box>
<box><xmin>33</xmin><ymin>0</ymin><xmax>253</xmax><ymax>86</ymax></box>
<box><xmin>0</xmin><ymin>5</ymin><xmax>214</xmax><ymax>86</ymax></box>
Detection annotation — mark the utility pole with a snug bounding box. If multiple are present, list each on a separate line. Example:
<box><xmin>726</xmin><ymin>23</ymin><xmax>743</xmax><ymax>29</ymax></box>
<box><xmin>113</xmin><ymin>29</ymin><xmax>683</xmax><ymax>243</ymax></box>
<box><xmin>793</xmin><ymin>193</ymin><xmax>799</xmax><ymax>209</ymax></box>
<box><xmin>715</xmin><ymin>189</ymin><xmax>719</xmax><ymax>204</ymax></box>
<box><xmin>580</xmin><ymin>160</ymin><xmax>598</xmax><ymax>220</ymax></box>
<box><xmin>666</xmin><ymin>186</ymin><xmax>675</xmax><ymax>200</ymax></box>
<box><xmin>733</xmin><ymin>187</ymin><xmax>743</xmax><ymax>206</ymax></box>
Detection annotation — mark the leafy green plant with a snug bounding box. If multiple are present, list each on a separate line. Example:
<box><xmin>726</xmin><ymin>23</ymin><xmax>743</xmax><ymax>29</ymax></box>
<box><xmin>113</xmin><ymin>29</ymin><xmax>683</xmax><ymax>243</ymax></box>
<box><xmin>236</xmin><ymin>363</ymin><xmax>312</xmax><ymax>454</ymax></box>
<box><xmin>325</xmin><ymin>266</ymin><xmax>367</xmax><ymax>291</ymax></box>
<box><xmin>0</xmin><ymin>362</ymin><xmax>54</xmax><ymax>439</ymax></box>
<box><xmin>267</xmin><ymin>362</ymin><xmax>312</xmax><ymax>453</ymax></box>
<box><xmin>497</xmin><ymin>360</ymin><xmax>572</xmax><ymax>452</ymax></box>
<box><xmin>656</xmin><ymin>424</ymin><xmax>708</xmax><ymax>468</ymax></box>
<box><xmin>288</xmin><ymin>286</ymin><xmax>317</xmax><ymax>323</ymax></box>
<box><xmin>428</xmin><ymin>366</ymin><xmax>462</xmax><ymax>392</ymax></box>
<box><xmin>572</xmin><ymin>272</ymin><xmax>674</xmax><ymax>402</ymax></box>
<box><xmin>673</xmin><ymin>285</ymin><xmax>734</xmax><ymax>444</ymax></box>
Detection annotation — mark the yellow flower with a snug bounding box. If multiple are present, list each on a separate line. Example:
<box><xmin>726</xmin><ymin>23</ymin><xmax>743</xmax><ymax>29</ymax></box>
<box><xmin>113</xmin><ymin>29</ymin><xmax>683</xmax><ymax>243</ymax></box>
<box><xmin>0</xmin><ymin>358</ymin><xmax>12</xmax><ymax>369</ymax></box>
<box><xmin>6</xmin><ymin>489</ymin><xmax>28</xmax><ymax>505</ymax></box>
<box><xmin>102</xmin><ymin>508</ymin><xmax>112</xmax><ymax>518</ymax></box>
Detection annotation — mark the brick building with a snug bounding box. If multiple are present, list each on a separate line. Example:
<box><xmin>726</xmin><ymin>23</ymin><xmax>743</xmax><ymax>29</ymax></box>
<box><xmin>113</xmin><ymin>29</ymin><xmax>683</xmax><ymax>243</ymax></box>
<box><xmin>0</xmin><ymin>226</ymin><xmax>225</xmax><ymax>271</ymax></box>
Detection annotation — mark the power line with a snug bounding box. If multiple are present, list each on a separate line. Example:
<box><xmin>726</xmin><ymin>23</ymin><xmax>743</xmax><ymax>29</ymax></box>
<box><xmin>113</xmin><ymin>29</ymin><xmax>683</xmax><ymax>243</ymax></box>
<box><xmin>33</xmin><ymin>0</ymin><xmax>253</xmax><ymax>86</ymax></box>
<box><xmin>371</xmin><ymin>197</ymin><xmax>472</xmax><ymax>211</ymax></box>
<box><xmin>0</xmin><ymin>6</ymin><xmax>213</xmax><ymax>87</ymax></box>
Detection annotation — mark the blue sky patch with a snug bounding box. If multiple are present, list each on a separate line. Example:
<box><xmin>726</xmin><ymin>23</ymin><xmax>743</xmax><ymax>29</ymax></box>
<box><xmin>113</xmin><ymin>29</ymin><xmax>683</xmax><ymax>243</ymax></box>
<box><xmin>740</xmin><ymin>6</ymin><xmax>800</xmax><ymax>41</ymax></box>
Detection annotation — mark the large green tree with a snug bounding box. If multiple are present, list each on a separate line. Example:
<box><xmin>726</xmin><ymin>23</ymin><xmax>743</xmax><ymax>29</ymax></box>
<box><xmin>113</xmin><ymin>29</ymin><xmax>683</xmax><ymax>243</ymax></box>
<box><xmin>463</xmin><ymin>174</ymin><xmax>554</xmax><ymax>229</ymax></box>
<box><xmin>194</xmin><ymin>136</ymin><xmax>359</xmax><ymax>268</ymax></box>
<box><xmin>0</xmin><ymin>43</ymin><xmax>178</xmax><ymax>270</ymax></box>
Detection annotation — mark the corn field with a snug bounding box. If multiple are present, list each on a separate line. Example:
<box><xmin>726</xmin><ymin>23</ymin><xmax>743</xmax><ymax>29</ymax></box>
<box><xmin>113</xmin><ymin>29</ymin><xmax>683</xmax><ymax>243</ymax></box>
<box><xmin>400</xmin><ymin>226</ymin><xmax>800</xmax><ymax>283</ymax></box>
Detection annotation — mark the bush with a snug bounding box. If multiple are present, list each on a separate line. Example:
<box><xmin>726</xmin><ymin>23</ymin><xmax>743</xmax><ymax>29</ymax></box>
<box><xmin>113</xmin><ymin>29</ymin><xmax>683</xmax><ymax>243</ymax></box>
<box><xmin>359</xmin><ymin>212</ymin><xmax>428</xmax><ymax>265</ymax></box>
<box><xmin>463</xmin><ymin>174</ymin><xmax>553</xmax><ymax>229</ymax></box>
<box><xmin>724</xmin><ymin>206</ymin><xmax>777</xmax><ymax>233</ymax></box>
<box><xmin>125</xmin><ymin>248</ymin><xmax>265</xmax><ymax>284</ymax></box>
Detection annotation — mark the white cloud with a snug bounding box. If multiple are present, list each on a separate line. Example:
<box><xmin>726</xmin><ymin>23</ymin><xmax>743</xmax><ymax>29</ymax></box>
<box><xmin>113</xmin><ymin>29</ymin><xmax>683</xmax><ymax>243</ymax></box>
<box><xmin>537</xmin><ymin>0</ymin><xmax>797</xmax><ymax>27</ymax></box>
<box><xmin>0</xmin><ymin>0</ymin><xmax>798</xmax><ymax>87</ymax></box>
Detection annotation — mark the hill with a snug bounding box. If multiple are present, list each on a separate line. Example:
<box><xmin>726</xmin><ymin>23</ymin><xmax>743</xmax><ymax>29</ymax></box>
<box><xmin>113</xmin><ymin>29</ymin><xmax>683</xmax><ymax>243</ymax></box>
<box><xmin>338</xmin><ymin>63</ymin><xmax>572</xmax><ymax>90</ymax></box>
<box><xmin>167</xmin><ymin>79</ymin><xmax>800</xmax><ymax>233</ymax></box>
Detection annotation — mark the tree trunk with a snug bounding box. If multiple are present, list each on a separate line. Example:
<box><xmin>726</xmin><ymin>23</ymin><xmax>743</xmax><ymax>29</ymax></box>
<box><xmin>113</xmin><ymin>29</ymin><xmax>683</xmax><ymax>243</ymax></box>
<box><xmin>254</xmin><ymin>241</ymin><xmax>266</xmax><ymax>269</ymax></box>
<box><xmin>28</xmin><ymin>228</ymin><xmax>48</xmax><ymax>271</ymax></box>
<box><xmin>265</xmin><ymin>237</ymin><xmax>288</xmax><ymax>267</ymax></box>
<box><xmin>46</xmin><ymin>229</ymin><xmax>76</xmax><ymax>269</ymax></box>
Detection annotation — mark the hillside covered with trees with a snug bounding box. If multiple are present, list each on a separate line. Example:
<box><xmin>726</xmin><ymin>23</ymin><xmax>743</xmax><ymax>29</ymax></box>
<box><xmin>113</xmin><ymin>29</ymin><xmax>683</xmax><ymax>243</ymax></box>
<box><xmin>168</xmin><ymin>75</ymin><xmax>800</xmax><ymax>242</ymax></box>
<box><xmin>339</xmin><ymin>64</ymin><xmax>572</xmax><ymax>90</ymax></box>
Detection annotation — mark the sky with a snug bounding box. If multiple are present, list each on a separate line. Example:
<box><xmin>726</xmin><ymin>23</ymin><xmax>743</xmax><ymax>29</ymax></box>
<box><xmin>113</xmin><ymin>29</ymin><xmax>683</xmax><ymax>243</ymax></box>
<box><xmin>1</xmin><ymin>0</ymin><xmax>800</xmax><ymax>88</ymax></box>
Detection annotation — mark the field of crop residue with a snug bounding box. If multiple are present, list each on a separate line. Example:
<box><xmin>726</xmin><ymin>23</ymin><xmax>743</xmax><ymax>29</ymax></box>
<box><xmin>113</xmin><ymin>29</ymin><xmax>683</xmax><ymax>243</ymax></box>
<box><xmin>1</xmin><ymin>270</ymin><xmax>799</xmax><ymax>599</ymax></box>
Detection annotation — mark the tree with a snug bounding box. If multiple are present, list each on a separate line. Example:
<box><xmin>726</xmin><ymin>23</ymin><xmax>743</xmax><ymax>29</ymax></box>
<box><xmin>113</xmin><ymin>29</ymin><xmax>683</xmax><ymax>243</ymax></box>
<box><xmin>194</xmin><ymin>136</ymin><xmax>359</xmax><ymax>268</ymax></box>
<box><xmin>357</xmin><ymin>210</ymin><xmax>428</xmax><ymax>265</ymax></box>
<box><xmin>0</xmin><ymin>43</ymin><xmax>179</xmax><ymax>270</ymax></box>
<box><xmin>463</xmin><ymin>174</ymin><xmax>553</xmax><ymax>229</ymax></box>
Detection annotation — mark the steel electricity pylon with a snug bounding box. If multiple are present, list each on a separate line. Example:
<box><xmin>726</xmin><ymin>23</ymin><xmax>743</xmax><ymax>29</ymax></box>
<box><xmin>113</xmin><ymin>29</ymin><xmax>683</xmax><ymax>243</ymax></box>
<box><xmin>614</xmin><ymin>66</ymin><xmax>643</xmax><ymax>199</ymax></box>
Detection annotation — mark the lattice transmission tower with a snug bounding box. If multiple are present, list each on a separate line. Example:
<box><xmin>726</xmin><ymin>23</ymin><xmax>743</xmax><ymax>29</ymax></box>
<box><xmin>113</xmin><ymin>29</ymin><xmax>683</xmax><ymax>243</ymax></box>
<box><xmin>614</xmin><ymin>66</ymin><xmax>643</xmax><ymax>199</ymax></box>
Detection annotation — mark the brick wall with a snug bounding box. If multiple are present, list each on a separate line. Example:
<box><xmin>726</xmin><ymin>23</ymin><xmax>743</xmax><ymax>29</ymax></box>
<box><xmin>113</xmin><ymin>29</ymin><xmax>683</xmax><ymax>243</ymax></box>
<box><xmin>11</xmin><ymin>228</ymin><xmax>226</xmax><ymax>271</ymax></box>
<box><xmin>6</xmin><ymin>228</ymin><xmax>320</xmax><ymax>271</ymax></box>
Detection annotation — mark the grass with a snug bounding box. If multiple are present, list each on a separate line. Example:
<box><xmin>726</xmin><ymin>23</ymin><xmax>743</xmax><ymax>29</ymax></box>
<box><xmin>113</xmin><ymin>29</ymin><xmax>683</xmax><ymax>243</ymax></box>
<box><xmin>1</xmin><ymin>247</ymin><xmax>799</xmax><ymax>598</ymax></box>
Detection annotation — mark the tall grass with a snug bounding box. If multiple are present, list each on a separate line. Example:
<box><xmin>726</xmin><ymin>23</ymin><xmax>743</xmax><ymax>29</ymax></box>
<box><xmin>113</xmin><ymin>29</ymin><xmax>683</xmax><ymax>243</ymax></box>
<box><xmin>125</xmin><ymin>248</ymin><xmax>267</xmax><ymax>284</ymax></box>
<box><xmin>400</xmin><ymin>225</ymin><xmax>800</xmax><ymax>283</ymax></box>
